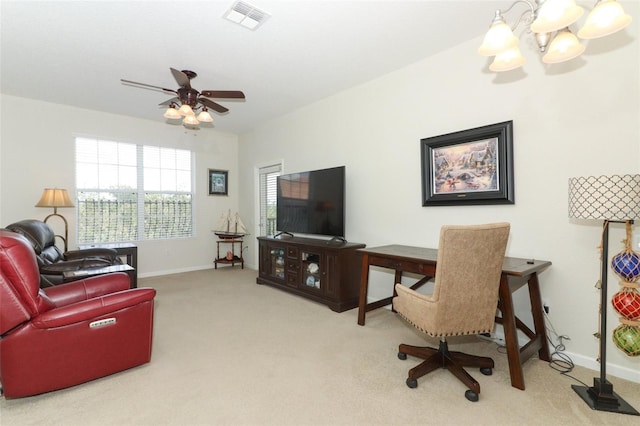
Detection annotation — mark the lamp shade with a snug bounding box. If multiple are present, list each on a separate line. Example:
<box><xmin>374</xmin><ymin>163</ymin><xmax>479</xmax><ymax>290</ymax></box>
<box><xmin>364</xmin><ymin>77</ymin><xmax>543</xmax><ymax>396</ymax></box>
<box><xmin>531</xmin><ymin>0</ymin><xmax>584</xmax><ymax>34</ymax></box>
<box><xmin>178</xmin><ymin>104</ymin><xmax>195</xmax><ymax>116</ymax></box>
<box><xmin>163</xmin><ymin>106</ymin><xmax>181</xmax><ymax>119</ymax></box>
<box><xmin>197</xmin><ymin>109</ymin><xmax>213</xmax><ymax>123</ymax></box>
<box><xmin>578</xmin><ymin>0</ymin><xmax>632</xmax><ymax>39</ymax></box>
<box><xmin>183</xmin><ymin>115</ymin><xmax>199</xmax><ymax>126</ymax></box>
<box><xmin>490</xmin><ymin>46</ymin><xmax>526</xmax><ymax>72</ymax></box>
<box><xmin>35</xmin><ymin>188</ymin><xmax>75</xmax><ymax>208</ymax></box>
<box><xmin>542</xmin><ymin>28</ymin><xmax>585</xmax><ymax>63</ymax></box>
<box><xmin>568</xmin><ymin>175</ymin><xmax>640</xmax><ymax>220</ymax></box>
<box><xmin>478</xmin><ymin>14</ymin><xmax>519</xmax><ymax>56</ymax></box>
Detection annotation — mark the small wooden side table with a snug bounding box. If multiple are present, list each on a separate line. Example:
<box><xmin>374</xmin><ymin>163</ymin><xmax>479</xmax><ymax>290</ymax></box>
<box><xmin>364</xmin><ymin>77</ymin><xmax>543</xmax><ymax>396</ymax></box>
<box><xmin>214</xmin><ymin>238</ymin><xmax>244</xmax><ymax>269</ymax></box>
<box><xmin>79</xmin><ymin>243</ymin><xmax>138</xmax><ymax>287</ymax></box>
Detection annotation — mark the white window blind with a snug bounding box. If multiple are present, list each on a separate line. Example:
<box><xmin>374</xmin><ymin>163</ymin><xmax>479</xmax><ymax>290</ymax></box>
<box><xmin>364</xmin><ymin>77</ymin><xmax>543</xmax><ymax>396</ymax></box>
<box><xmin>258</xmin><ymin>163</ymin><xmax>281</xmax><ymax>236</ymax></box>
<box><xmin>75</xmin><ymin>137</ymin><xmax>194</xmax><ymax>243</ymax></box>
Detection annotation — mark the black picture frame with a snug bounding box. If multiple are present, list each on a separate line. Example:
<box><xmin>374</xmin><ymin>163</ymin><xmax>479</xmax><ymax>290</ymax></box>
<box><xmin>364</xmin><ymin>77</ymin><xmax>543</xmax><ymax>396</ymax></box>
<box><xmin>208</xmin><ymin>169</ymin><xmax>228</xmax><ymax>196</ymax></box>
<box><xmin>421</xmin><ymin>121</ymin><xmax>514</xmax><ymax>206</ymax></box>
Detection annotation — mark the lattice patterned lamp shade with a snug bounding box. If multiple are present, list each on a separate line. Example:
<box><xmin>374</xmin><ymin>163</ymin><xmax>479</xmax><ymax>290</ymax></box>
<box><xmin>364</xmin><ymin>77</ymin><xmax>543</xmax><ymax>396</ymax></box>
<box><xmin>568</xmin><ymin>175</ymin><xmax>640</xmax><ymax>221</ymax></box>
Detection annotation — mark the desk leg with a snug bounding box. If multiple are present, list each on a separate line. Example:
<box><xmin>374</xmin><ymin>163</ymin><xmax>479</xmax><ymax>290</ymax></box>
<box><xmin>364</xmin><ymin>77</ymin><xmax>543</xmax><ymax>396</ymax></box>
<box><xmin>357</xmin><ymin>253</ymin><xmax>370</xmax><ymax>326</ymax></box>
<box><xmin>498</xmin><ymin>274</ymin><xmax>526</xmax><ymax>390</ymax></box>
<box><xmin>528</xmin><ymin>273</ymin><xmax>551</xmax><ymax>362</ymax></box>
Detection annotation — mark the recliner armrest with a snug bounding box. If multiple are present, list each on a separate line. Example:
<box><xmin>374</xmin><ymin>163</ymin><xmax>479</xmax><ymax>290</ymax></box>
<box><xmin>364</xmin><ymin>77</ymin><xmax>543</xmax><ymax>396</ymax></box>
<box><xmin>31</xmin><ymin>288</ymin><xmax>156</xmax><ymax>329</ymax></box>
<box><xmin>40</xmin><ymin>258</ymin><xmax>117</xmax><ymax>275</ymax></box>
<box><xmin>43</xmin><ymin>272</ymin><xmax>131</xmax><ymax>306</ymax></box>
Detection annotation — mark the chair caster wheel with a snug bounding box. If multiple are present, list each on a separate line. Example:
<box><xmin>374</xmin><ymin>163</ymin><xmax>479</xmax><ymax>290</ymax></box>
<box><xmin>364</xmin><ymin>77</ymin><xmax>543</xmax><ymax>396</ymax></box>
<box><xmin>480</xmin><ymin>367</ymin><xmax>492</xmax><ymax>376</ymax></box>
<box><xmin>465</xmin><ymin>390</ymin><xmax>479</xmax><ymax>402</ymax></box>
<box><xmin>398</xmin><ymin>352</ymin><xmax>407</xmax><ymax>360</ymax></box>
<box><xmin>406</xmin><ymin>378</ymin><xmax>418</xmax><ymax>389</ymax></box>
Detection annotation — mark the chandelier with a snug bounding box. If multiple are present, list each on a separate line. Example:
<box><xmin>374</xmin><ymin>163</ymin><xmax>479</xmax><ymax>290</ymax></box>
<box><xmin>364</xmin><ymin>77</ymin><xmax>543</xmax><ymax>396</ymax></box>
<box><xmin>479</xmin><ymin>0</ymin><xmax>633</xmax><ymax>72</ymax></box>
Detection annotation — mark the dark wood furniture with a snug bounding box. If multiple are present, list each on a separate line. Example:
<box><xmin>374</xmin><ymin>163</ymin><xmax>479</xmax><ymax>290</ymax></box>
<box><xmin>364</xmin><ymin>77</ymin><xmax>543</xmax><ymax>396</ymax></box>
<box><xmin>357</xmin><ymin>244</ymin><xmax>552</xmax><ymax>390</ymax></box>
<box><xmin>78</xmin><ymin>243</ymin><xmax>138</xmax><ymax>287</ymax></box>
<box><xmin>257</xmin><ymin>236</ymin><xmax>365</xmax><ymax>312</ymax></box>
<box><xmin>214</xmin><ymin>238</ymin><xmax>244</xmax><ymax>269</ymax></box>
<box><xmin>62</xmin><ymin>264</ymin><xmax>136</xmax><ymax>288</ymax></box>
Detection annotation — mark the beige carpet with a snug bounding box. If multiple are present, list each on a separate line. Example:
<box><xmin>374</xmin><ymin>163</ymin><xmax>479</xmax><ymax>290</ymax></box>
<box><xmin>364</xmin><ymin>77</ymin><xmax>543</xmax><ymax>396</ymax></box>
<box><xmin>2</xmin><ymin>268</ymin><xmax>639</xmax><ymax>425</ymax></box>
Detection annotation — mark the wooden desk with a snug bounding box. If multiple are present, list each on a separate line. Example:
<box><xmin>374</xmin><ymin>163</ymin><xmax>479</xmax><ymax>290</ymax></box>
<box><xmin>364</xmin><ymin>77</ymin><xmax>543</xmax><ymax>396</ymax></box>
<box><xmin>357</xmin><ymin>244</ymin><xmax>552</xmax><ymax>390</ymax></box>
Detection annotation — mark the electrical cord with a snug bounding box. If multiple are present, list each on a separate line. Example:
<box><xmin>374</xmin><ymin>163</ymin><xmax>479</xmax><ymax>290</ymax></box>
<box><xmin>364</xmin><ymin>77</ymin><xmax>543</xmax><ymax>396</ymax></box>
<box><xmin>544</xmin><ymin>311</ymin><xmax>590</xmax><ymax>387</ymax></box>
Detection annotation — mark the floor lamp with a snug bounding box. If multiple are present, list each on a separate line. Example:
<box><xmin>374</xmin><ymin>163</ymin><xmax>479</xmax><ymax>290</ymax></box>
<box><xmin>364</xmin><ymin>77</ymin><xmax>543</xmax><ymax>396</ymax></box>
<box><xmin>35</xmin><ymin>188</ymin><xmax>75</xmax><ymax>252</ymax></box>
<box><xmin>568</xmin><ymin>174</ymin><xmax>640</xmax><ymax>416</ymax></box>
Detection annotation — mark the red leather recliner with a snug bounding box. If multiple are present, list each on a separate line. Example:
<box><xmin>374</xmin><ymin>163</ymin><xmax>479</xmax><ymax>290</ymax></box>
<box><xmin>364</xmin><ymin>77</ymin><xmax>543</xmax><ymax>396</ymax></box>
<box><xmin>0</xmin><ymin>230</ymin><xmax>156</xmax><ymax>398</ymax></box>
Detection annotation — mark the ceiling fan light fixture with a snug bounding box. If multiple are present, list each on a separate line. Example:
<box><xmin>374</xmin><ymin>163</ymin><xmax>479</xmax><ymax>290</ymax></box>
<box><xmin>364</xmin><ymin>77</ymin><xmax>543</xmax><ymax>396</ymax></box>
<box><xmin>121</xmin><ymin>67</ymin><xmax>245</xmax><ymax>129</ymax></box>
<box><xmin>163</xmin><ymin>105</ymin><xmax>181</xmax><ymax>119</ymax></box>
<box><xmin>178</xmin><ymin>104</ymin><xmax>195</xmax><ymax>116</ymax></box>
<box><xmin>197</xmin><ymin>108</ymin><xmax>213</xmax><ymax>123</ymax></box>
<box><xmin>183</xmin><ymin>115</ymin><xmax>199</xmax><ymax>126</ymax></box>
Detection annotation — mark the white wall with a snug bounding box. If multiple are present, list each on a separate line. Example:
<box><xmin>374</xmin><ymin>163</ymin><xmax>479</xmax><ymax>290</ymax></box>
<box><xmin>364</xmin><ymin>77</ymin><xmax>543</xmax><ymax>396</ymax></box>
<box><xmin>238</xmin><ymin>9</ymin><xmax>640</xmax><ymax>382</ymax></box>
<box><xmin>0</xmin><ymin>95</ymin><xmax>240</xmax><ymax>276</ymax></box>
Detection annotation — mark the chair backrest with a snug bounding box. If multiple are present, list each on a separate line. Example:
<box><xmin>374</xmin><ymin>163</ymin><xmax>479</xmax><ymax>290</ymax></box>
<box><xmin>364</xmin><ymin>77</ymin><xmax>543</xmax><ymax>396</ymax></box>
<box><xmin>5</xmin><ymin>219</ymin><xmax>64</xmax><ymax>265</ymax></box>
<box><xmin>429</xmin><ymin>223</ymin><xmax>510</xmax><ymax>335</ymax></box>
<box><xmin>0</xmin><ymin>230</ymin><xmax>55</xmax><ymax>335</ymax></box>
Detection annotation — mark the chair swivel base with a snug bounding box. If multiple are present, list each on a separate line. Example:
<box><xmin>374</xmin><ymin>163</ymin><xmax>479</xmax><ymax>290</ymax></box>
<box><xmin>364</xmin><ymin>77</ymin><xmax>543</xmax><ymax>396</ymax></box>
<box><xmin>398</xmin><ymin>340</ymin><xmax>494</xmax><ymax>402</ymax></box>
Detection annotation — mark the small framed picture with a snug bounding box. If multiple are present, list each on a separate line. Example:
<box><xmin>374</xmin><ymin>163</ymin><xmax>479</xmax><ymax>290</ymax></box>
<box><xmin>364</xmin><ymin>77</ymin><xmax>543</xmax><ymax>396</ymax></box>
<box><xmin>421</xmin><ymin>121</ymin><xmax>514</xmax><ymax>206</ymax></box>
<box><xmin>208</xmin><ymin>169</ymin><xmax>228</xmax><ymax>196</ymax></box>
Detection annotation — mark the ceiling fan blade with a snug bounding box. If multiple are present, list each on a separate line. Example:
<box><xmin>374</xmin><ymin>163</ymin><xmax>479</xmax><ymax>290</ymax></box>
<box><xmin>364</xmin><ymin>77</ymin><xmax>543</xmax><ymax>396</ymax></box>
<box><xmin>121</xmin><ymin>79</ymin><xmax>177</xmax><ymax>94</ymax></box>
<box><xmin>159</xmin><ymin>97</ymin><xmax>179</xmax><ymax>106</ymax></box>
<box><xmin>170</xmin><ymin>68</ymin><xmax>191</xmax><ymax>88</ymax></box>
<box><xmin>200</xmin><ymin>97</ymin><xmax>229</xmax><ymax>113</ymax></box>
<box><xmin>201</xmin><ymin>90</ymin><xmax>245</xmax><ymax>99</ymax></box>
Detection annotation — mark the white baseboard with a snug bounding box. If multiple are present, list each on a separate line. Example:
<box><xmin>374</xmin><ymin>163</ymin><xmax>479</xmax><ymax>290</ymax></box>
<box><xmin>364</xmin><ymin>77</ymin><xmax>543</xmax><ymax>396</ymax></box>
<box><xmin>138</xmin><ymin>264</ymin><xmax>215</xmax><ymax>279</ymax></box>
<box><xmin>492</xmin><ymin>329</ymin><xmax>640</xmax><ymax>384</ymax></box>
<box><xmin>563</xmin><ymin>350</ymin><xmax>640</xmax><ymax>384</ymax></box>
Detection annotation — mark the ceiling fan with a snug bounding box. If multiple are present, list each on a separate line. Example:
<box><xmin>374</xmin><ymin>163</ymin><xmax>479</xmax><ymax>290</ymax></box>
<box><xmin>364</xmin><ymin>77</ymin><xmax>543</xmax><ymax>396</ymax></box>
<box><xmin>121</xmin><ymin>68</ymin><xmax>245</xmax><ymax>128</ymax></box>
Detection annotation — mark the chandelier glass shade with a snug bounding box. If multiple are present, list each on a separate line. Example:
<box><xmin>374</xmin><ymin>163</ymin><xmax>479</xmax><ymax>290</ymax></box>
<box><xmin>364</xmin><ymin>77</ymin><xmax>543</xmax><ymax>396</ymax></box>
<box><xmin>542</xmin><ymin>27</ymin><xmax>586</xmax><ymax>63</ymax></box>
<box><xmin>479</xmin><ymin>0</ymin><xmax>633</xmax><ymax>72</ymax></box>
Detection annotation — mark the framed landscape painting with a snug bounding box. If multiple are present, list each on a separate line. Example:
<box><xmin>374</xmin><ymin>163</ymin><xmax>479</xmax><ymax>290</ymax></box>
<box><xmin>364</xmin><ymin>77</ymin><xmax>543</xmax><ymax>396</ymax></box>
<box><xmin>421</xmin><ymin>121</ymin><xmax>514</xmax><ymax>206</ymax></box>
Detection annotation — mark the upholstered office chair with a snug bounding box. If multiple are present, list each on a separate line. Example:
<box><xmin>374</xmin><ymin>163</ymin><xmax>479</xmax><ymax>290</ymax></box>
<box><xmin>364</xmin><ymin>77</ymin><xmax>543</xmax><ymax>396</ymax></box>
<box><xmin>393</xmin><ymin>223</ymin><xmax>510</xmax><ymax>402</ymax></box>
<box><xmin>0</xmin><ymin>230</ymin><xmax>156</xmax><ymax>398</ymax></box>
<box><xmin>5</xmin><ymin>219</ymin><xmax>122</xmax><ymax>287</ymax></box>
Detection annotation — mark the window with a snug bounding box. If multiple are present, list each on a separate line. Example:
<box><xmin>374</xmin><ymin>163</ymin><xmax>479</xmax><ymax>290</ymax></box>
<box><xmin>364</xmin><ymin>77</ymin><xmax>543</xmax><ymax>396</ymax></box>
<box><xmin>75</xmin><ymin>137</ymin><xmax>193</xmax><ymax>243</ymax></box>
<box><xmin>258</xmin><ymin>163</ymin><xmax>281</xmax><ymax>236</ymax></box>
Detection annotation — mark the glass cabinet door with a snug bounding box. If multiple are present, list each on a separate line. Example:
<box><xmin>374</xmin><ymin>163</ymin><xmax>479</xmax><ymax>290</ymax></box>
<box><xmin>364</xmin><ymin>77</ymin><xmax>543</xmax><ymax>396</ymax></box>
<box><xmin>270</xmin><ymin>248</ymin><xmax>285</xmax><ymax>280</ymax></box>
<box><xmin>301</xmin><ymin>251</ymin><xmax>322</xmax><ymax>291</ymax></box>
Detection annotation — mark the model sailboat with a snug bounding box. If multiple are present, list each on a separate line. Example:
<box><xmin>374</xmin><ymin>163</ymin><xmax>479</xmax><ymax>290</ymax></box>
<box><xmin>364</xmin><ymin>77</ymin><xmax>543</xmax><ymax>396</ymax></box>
<box><xmin>214</xmin><ymin>210</ymin><xmax>248</xmax><ymax>239</ymax></box>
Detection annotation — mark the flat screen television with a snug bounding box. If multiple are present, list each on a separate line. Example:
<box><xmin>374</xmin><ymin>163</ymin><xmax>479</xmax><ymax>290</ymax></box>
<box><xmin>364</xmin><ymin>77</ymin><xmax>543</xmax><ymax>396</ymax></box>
<box><xmin>276</xmin><ymin>166</ymin><xmax>345</xmax><ymax>238</ymax></box>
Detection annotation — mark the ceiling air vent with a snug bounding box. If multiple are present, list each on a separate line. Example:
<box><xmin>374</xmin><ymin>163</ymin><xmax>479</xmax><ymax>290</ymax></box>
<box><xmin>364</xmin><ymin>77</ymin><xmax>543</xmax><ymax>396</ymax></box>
<box><xmin>223</xmin><ymin>1</ymin><xmax>270</xmax><ymax>30</ymax></box>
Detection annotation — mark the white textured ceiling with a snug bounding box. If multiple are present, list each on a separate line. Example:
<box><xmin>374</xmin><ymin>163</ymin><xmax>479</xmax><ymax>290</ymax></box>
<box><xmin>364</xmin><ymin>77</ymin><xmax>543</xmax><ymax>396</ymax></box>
<box><xmin>1</xmin><ymin>1</ymin><xmax>505</xmax><ymax>134</ymax></box>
